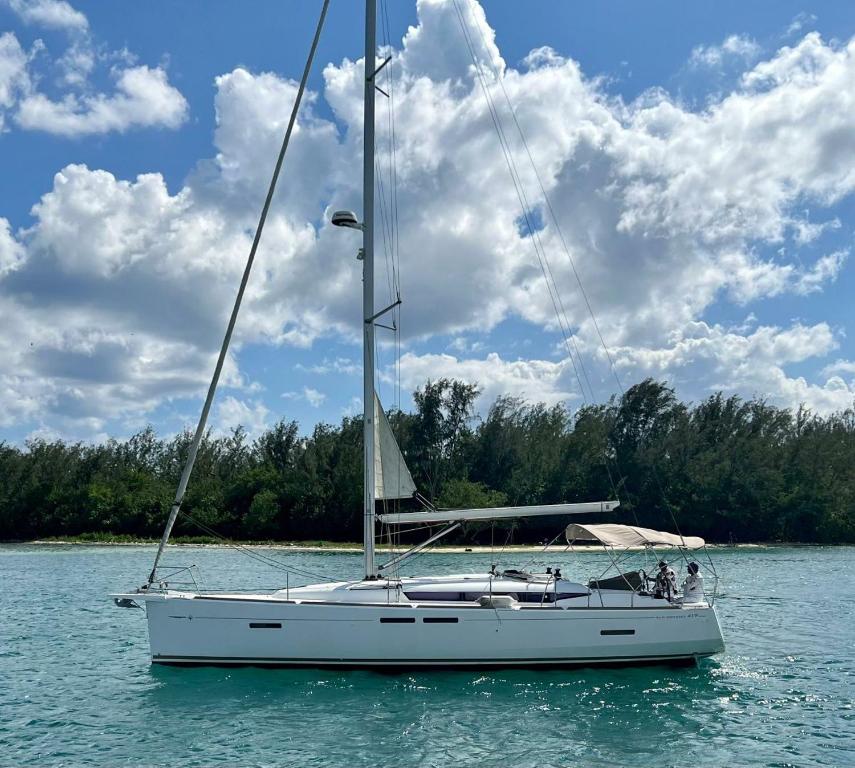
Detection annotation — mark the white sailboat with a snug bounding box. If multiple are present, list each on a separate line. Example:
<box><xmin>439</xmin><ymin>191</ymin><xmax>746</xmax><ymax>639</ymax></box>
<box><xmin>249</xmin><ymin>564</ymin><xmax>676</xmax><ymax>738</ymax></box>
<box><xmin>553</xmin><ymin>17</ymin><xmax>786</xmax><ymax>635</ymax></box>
<box><xmin>114</xmin><ymin>0</ymin><xmax>725</xmax><ymax>668</ymax></box>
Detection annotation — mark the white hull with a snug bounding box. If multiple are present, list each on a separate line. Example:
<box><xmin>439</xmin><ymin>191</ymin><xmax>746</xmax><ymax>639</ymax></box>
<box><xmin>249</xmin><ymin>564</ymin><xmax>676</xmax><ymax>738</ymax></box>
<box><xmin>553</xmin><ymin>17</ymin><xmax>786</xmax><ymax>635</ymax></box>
<box><xmin>137</xmin><ymin>585</ymin><xmax>724</xmax><ymax>668</ymax></box>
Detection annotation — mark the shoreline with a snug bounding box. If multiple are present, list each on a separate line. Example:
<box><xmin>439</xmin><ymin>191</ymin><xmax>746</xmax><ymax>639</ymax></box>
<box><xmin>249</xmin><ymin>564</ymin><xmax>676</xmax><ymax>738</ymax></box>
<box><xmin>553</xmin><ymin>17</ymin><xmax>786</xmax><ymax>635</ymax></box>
<box><xmin>5</xmin><ymin>538</ymin><xmax>804</xmax><ymax>553</ymax></box>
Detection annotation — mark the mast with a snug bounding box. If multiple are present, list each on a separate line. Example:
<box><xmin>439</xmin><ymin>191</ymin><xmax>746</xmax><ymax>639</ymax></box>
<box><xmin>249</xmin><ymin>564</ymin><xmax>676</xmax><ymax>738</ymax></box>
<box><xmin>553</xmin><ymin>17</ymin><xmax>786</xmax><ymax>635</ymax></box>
<box><xmin>362</xmin><ymin>0</ymin><xmax>378</xmax><ymax>579</ymax></box>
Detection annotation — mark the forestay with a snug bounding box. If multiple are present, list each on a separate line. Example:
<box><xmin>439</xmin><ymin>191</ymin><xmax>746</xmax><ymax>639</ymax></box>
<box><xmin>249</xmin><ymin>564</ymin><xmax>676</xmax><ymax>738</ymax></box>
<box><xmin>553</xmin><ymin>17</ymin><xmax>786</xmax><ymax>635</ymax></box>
<box><xmin>374</xmin><ymin>393</ymin><xmax>417</xmax><ymax>500</ymax></box>
<box><xmin>565</xmin><ymin>523</ymin><xmax>705</xmax><ymax>549</ymax></box>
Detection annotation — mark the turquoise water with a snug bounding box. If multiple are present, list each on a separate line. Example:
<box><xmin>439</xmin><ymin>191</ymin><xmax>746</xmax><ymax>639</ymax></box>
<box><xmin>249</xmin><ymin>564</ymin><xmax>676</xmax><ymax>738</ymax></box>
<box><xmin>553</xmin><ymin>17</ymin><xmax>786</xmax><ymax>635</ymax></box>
<box><xmin>0</xmin><ymin>544</ymin><xmax>853</xmax><ymax>767</ymax></box>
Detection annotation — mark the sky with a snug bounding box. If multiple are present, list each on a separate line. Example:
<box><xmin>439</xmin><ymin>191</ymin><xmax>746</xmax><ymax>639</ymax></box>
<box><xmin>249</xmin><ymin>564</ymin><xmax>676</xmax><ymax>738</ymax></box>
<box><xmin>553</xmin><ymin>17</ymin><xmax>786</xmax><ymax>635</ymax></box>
<box><xmin>1</xmin><ymin>0</ymin><xmax>855</xmax><ymax>444</ymax></box>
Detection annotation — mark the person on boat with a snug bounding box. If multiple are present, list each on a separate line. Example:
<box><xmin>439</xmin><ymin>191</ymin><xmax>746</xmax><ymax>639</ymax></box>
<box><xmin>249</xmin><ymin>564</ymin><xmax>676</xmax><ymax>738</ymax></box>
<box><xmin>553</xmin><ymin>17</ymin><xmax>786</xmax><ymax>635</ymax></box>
<box><xmin>682</xmin><ymin>561</ymin><xmax>704</xmax><ymax>602</ymax></box>
<box><xmin>654</xmin><ymin>560</ymin><xmax>677</xmax><ymax>599</ymax></box>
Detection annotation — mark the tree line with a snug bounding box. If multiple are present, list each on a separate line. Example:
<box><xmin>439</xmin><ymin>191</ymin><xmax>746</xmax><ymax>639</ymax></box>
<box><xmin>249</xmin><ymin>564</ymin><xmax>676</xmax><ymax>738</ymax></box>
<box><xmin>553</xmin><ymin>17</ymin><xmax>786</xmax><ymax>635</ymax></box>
<box><xmin>0</xmin><ymin>379</ymin><xmax>853</xmax><ymax>543</ymax></box>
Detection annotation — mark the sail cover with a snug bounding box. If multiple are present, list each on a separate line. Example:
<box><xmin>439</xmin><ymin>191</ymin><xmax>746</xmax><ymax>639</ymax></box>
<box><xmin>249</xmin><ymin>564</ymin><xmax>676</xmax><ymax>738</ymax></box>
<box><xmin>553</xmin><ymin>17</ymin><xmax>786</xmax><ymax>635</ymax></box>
<box><xmin>377</xmin><ymin>500</ymin><xmax>619</xmax><ymax>525</ymax></box>
<box><xmin>565</xmin><ymin>523</ymin><xmax>705</xmax><ymax>549</ymax></box>
<box><xmin>374</xmin><ymin>393</ymin><xmax>417</xmax><ymax>500</ymax></box>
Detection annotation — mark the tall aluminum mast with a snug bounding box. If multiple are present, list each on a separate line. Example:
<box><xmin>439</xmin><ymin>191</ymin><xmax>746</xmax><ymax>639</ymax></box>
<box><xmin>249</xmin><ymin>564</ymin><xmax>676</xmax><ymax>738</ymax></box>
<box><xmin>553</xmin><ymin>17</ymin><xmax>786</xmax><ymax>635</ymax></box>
<box><xmin>362</xmin><ymin>0</ymin><xmax>378</xmax><ymax>579</ymax></box>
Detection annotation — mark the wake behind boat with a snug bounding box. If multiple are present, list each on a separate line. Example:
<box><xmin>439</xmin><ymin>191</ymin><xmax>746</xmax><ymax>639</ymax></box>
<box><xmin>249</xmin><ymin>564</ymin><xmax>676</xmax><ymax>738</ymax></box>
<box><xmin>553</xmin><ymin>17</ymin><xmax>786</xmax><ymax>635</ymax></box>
<box><xmin>113</xmin><ymin>0</ymin><xmax>724</xmax><ymax>669</ymax></box>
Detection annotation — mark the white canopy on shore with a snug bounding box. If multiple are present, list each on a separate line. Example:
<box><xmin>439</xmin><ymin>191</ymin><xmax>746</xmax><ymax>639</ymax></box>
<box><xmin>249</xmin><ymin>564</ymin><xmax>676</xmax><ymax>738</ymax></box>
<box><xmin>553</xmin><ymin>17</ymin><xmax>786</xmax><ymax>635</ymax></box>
<box><xmin>565</xmin><ymin>523</ymin><xmax>705</xmax><ymax>549</ymax></box>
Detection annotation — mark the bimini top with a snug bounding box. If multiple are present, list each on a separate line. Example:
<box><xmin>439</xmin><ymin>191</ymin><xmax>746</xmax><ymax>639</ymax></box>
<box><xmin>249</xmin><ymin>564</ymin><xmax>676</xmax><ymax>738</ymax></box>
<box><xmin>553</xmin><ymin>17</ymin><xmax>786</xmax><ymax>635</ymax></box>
<box><xmin>565</xmin><ymin>523</ymin><xmax>705</xmax><ymax>549</ymax></box>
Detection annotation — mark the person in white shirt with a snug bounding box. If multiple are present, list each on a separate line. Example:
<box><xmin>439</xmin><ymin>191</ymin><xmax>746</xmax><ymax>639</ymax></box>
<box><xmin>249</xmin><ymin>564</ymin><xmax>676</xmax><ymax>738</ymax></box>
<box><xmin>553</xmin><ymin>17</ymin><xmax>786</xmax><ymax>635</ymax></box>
<box><xmin>682</xmin><ymin>561</ymin><xmax>705</xmax><ymax>602</ymax></box>
<box><xmin>654</xmin><ymin>560</ymin><xmax>677</xmax><ymax>600</ymax></box>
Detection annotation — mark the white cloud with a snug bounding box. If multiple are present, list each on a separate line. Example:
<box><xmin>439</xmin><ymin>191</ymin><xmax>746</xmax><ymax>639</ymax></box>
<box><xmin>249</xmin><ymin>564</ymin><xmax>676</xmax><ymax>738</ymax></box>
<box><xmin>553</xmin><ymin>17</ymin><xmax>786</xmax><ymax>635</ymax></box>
<box><xmin>743</xmin><ymin>32</ymin><xmax>835</xmax><ymax>88</ymax></box>
<box><xmin>281</xmin><ymin>387</ymin><xmax>328</xmax><ymax>408</ymax></box>
<box><xmin>448</xmin><ymin>336</ymin><xmax>485</xmax><ymax>354</ymax></box>
<box><xmin>16</xmin><ymin>65</ymin><xmax>188</xmax><ymax>136</ymax></box>
<box><xmin>793</xmin><ymin>250</ymin><xmax>847</xmax><ymax>294</ymax></box>
<box><xmin>297</xmin><ymin>357</ymin><xmax>359</xmax><ymax>376</ymax></box>
<box><xmin>604</xmin><ymin>321</ymin><xmax>855</xmax><ymax>412</ymax></box>
<box><xmin>786</xmin><ymin>13</ymin><xmax>817</xmax><ymax>39</ymax></box>
<box><xmin>1</xmin><ymin>2</ymin><xmax>188</xmax><ymax>136</ymax></box>
<box><xmin>395</xmin><ymin>351</ymin><xmax>575</xmax><ymax>408</ymax></box>
<box><xmin>690</xmin><ymin>34</ymin><xmax>761</xmax><ymax>68</ymax></box>
<box><xmin>400</xmin><ymin>0</ymin><xmax>504</xmax><ymax>82</ymax></box>
<box><xmin>395</xmin><ymin>321</ymin><xmax>855</xmax><ymax>417</ymax></box>
<box><xmin>2</xmin><ymin>1</ymin><xmax>855</xmax><ymax>438</ymax></box>
<box><xmin>302</xmin><ymin>386</ymin><xmax>326</xmax><ymax>408</ymax></box>
<box><xmin>0</xmin><ymin>217</ymin><xmax>25</xmax><ymax>276</ymax></box>
<box><xmin>0</xmin><ymin>32</ymin><xmax>30</xmax><ymax>128</ymax></box>
<box><xmin>215</xmin><ymin>396</ymin><xmax>270</xmax><ymax>439</ymax></box>
<box><xmin>7</xmin><ymin>0</ymin><xmax>88</xmax><ymax>31</ymax></box>
<box><xmin>56</xmin><ymin>38</ymin><xmax>95</xmax><ymax>87</ymax></box>
<box><xmin>821</xmin><ymin>360</ymin><xmax>855</xmax><ymax>379</ymax></box>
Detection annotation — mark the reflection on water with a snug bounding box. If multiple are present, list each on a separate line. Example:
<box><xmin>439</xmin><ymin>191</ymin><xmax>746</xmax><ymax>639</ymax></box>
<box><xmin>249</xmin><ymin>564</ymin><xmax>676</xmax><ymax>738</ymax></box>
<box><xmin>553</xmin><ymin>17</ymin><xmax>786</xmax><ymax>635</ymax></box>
<box><xmin>0</xmin><ymin>544</ymin><xmax>853</xmax><ymax>767</ymax></box>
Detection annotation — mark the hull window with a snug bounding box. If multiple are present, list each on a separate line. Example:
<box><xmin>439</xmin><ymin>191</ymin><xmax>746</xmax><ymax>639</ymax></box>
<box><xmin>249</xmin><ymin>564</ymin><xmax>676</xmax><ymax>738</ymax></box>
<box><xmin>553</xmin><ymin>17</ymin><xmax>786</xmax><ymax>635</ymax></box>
<box><xmin>423</xmin><ymin>617</ymin><xmax>459</xmax><ymax>624</ymax></box>
<box><xmin>249</xmin><ymin>622</ymin><xmax>282</xmax><ymax>629</ymax></box>
<box><xmin>380</xmin><ymin>617</ymin><xmax>416</xmax><ymax>623</ymax></box>
<box><xmin>600</xmin><ymin>629</ymin><xmax>635</xmax><ymax>636</ymax></box>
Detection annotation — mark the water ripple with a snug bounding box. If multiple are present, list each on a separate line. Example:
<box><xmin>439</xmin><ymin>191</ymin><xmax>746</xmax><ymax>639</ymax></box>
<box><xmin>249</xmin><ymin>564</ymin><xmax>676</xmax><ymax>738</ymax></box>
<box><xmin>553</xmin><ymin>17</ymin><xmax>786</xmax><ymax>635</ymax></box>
<box><xmin>1</xmin><ymin>544</ymin><xmax>854</xmax><ymax>767</ymax></box>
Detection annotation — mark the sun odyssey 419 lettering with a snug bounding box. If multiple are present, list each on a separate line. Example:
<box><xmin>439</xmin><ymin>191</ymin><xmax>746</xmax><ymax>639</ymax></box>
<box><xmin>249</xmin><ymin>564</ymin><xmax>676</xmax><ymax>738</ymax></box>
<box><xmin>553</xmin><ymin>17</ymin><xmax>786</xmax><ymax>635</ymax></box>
<box><xmin>113</xmin><ymin>0</ymin><xmax>725</xmax><ymax>668</ymax></box>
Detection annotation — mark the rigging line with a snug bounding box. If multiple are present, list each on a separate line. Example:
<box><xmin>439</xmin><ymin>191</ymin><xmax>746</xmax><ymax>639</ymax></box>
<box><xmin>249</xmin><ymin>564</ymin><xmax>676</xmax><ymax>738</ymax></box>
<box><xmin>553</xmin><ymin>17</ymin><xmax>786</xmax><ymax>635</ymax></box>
<box><xmin>491</xmin><ymin>522</ymin><xmax>515</xmax><ymax>572</ymax></box>
<box><xmin>148</xmin><ymin>0</ymin><xmax>331</xmax><ymax>585</ymax></box>
<box><xmin>174</xmin><ymin>509</ymin><xmax>330</xmax><ymax>583</ymax></box>
<box><xmin>380</xmin><ymin>0</ymin><xmax>401</xmax><ymax>294</ymax></box>
<box><xmin>450</xmin><ymin>0</ymin><xmax>588</xmax><ymax>405</ymax></box>
<box><xmin>458</xmin><ymin>7</ymin><xmax>626</xmax><ymax>498</ymax></box>
<box><xmin>176</xmin><ymin>518</ymin><xmax>324</xmax><ymax>581</ymax></box>
<box><xmin>376</xmin><ymin>0</ymin><xmax>398</xmax><ymax>303</ymax></box>
<box><xmin>373</xmin><ymin>159</ymin><xmax>395</xmax><ymax>458</ymax></box>
<box><xmin>453</xmin><ymin>2</ymin><xmax>592</xmax><ymax>403</ymax></box>
<box><xmin>454</xmin><ymin>2</ymin><xmax>626</xmax><ymax>506</ymax></box>
<box><xmin>380</xmin><ymin>0</ymin><xmax>403</xmax><ymax>537</ymax></box>
<box><xmin>379</xmin><ymin>0</ymin><xmax>401</xmax><ymax>431</ymax></box>
<box><xmin>375</xmin><ymin>3</ymin><xmax>396</xmax><ymax>415</ymax></box>
<box><xmin>529</xmin><ymin>212</ymin><xmax>595</xmax><ymax>403</ymax></box>
<box><xmin>466</xmin><ymin>12</ymin><xmax>623</xmax><ymax>398</ymax></box>
<box><xmin>464</xmin><ymin>16</ymin><xmax>675</xmax><ymax>533</ymax></box>
<box><xmin>451</xmin><ymin>0</ymin><xmax>590</xmax><ymax>406</ymax></box>
<box><xmin>375</xmin><ymin>156</ymin><xmax>396</xmax><ymax>304</ymax></box>
<box><xmin>518</xmin><ymin>528</ymin><xmax>566</xmax><ymax>573</ymax></box>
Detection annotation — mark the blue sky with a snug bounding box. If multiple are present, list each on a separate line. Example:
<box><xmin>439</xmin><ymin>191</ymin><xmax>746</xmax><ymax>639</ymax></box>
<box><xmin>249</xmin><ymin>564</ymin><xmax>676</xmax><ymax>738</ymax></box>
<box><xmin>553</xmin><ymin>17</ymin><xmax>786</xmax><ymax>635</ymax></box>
<box><xmin>1</xmin><ymin>0</ymin><xmax>855</xmax><ymax>443</ymax></box>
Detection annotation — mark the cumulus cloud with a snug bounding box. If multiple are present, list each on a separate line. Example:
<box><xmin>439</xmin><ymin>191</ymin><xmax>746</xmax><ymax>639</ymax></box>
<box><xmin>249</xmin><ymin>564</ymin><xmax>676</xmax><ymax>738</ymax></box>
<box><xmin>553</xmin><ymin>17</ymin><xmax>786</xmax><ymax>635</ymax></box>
<box><xmin>820</xmin><ymin>360</ymin><xmax>855</xmax><ymax>392</ymax></box>
<box><xmin>395</xmin><ymin>351</ymin><xmax>575</xmax><ymax>408</ymax></box>
<box><xmin>215</xmin><ymin>396</ymin><xmax>270</xmax><ymax>439</ymax></box>
<box><xmin>1</xmin><ymin>0</ymin><xmax>854</xmax><ymax>438</ymax></box>
<box><xmin>599</xmin><ymin>321</ymin><xmax>855</xmax><ymax>412</ymax></box>
<box><xmin>0</xmin><ymin>217</ymin><xmax>25</xmax><ymax>275</ymax></box>
<box><xmin>6</xmin><ymin>0</ymin><xmax>87</xmax><ymax>31</ymax></box>
<box><xmin>2</xmin><ymin>1</ymin><xmax>188</xmax><ymax>136</ymax></box>
<box><xmin>0</xmin><ymin>31</ymin><xmax>30</xmax><ymax>128</ymax></box>
<box><xmin>15</xmin><ymin>64</ymin><xmax>188</xmax><ymax>135</ymax></box>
